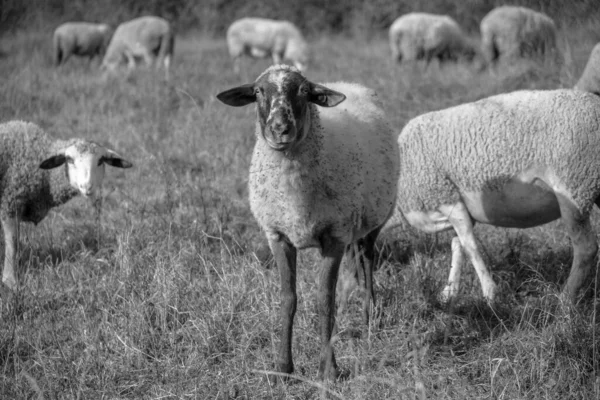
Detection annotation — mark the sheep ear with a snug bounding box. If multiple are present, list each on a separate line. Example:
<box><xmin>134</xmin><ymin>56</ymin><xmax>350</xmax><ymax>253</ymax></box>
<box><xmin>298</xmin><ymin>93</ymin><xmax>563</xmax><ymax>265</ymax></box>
<box><xmin>216</xmin><ymin>84</ymin><xmax>256</xmax><ymax>107</ymax></box>
<box><xmin>101</xmin><ymin>150</ymin><xmax>133</xmax><ymax>169</ymax></box>
<box><xmin>309</xmin><ymin>83</ymin><xmax>346</xmax><ymax>107</ymax></box>
<box><xmin>39</xmin><ymin>154</ymin><xmax>66</xmax><ymax>170</ymax></box>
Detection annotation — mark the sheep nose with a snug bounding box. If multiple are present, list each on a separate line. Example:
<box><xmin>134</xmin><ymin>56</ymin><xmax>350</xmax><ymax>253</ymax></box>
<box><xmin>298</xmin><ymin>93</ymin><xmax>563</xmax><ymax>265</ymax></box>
<box><xmin>80</xmin><ymin>184</ymin><xmax>94</xmax><ymax>197</ymax></box>
<box><xmin>271</xmin><ymin>121</ymin><xmax>289</xmax><ymax>136</ymax></box>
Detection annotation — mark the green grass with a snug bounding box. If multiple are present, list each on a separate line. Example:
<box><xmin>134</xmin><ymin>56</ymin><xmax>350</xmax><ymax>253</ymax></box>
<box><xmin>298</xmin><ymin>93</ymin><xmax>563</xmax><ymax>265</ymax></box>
<box><xmin>1</xmin><ymin>19</ymin><xmax>600</xmax><ymax>399</ymax></box>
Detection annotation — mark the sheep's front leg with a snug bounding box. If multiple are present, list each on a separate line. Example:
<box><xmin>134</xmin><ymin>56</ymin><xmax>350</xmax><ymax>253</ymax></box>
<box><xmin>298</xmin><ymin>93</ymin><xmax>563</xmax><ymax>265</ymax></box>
<box><xmin>317</xmin><ymin>234</ymin><xmax>344</xmax><ymax>381</ymax></box>
<box><xmin>268</xmin><ymin>233</ymin><xmax>297</xmax><ymax>382</ymax></box>
<box><xmin>2</xmin><ymin>216</ymin><xmax>19</xmax><ymax>290</ymax></box>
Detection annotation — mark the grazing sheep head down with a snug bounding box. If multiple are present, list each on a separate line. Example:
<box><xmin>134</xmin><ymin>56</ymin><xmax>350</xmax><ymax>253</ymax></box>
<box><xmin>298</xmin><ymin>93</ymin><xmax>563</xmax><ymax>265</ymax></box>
<box><xmin>39</xmin><ymin>139</ymin><xmax>132</xmax><ymax>198</ymax></box>
<box><xmin>216</xmin><ymin>65</ymin><xmax>346</xmax><ymax>151</ymax></box>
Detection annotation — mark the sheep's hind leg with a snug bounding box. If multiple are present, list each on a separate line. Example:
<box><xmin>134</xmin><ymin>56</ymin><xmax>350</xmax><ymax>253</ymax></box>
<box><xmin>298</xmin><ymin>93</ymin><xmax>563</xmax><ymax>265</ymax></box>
<box><xmin>358</xmin><ymin>227</ymin><xmax>380</xmax><ymax>326</ymax></box>
<box><xmin>317</xmin><ymin>233</ymin><xmax>345</xmax><ymax>381</ymax></box>
<box><xmin>440</xmin><ymin>236</ymin><xmax>465</xmax><ymax>303</ymax></box>
<box><xmin>559</xmin><ymin>196</ymin><xmax>597</xmax><ymax>303</ymax></box>
<box><xmin>442</xmin><ymin>202</ymin><xmax>497</xmax><ymax>302</ymax></box>
<box><xmin>1</xmin><ymin>216</ymin><xmax>19</xmax><ymax>291</ymax></box>
<box><xmin>266</xmin><ymin>233</ymin><xmax>297</xmax><ymax>385</ymax></box>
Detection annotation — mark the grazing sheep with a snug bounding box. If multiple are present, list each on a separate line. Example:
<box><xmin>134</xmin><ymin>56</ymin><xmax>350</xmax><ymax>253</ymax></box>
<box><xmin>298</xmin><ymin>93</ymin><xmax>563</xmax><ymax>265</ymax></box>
<box><xmin>480</xmin><ymin>6</ymin><xmax>558</xmax><ymax>65</ymax></box>
<box><xmin>216</xmin><ymin>65</ymin><xmax>399</xmax><ymax>381</ymax></box>
<box><xmin>575</xmin><ymin>43</ymin><xmax>600</xmax><ymax>95</ymax></box>
<box><xmin>102</xmin><ymin>16</ymin><xmax>174</xmax><ymax>80</ymax></box>
<box><xmin>389</xmin><ymin>13</ymin><xmax>479</xmax><ymax>66</ymax></box>
<box><xmin>226</xmin><ymin>18</ymin><xmax>309</xmax><ymax>74</ymax></box>
<box><xmin>53</xmin><ymin>22</ymin><xmax>112</xmax><ymax>66</ymax></box>
<box><xmin>0</xmin><ymin>121</ymin><xmax>132</xmax><ymax>290</ymax></box>
<box><xmin>388</xmin><ymin>89</ymin><xmax>600</xmax><ymax>304</ymax></box>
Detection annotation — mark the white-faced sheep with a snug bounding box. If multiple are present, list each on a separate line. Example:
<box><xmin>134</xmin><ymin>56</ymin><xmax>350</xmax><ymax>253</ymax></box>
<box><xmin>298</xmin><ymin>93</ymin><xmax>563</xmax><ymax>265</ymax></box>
<box><xmin>0</xmin><ymin>121</ymin><xmax>132</xmax><ymax>291</ymax></box>
<box><xmin>54</xmin><ymin>22</ymin><xmax>112</xmax><ymax>66</ymax></box>
<box><xmin>216</xmin><ymin>65</ymin><xmax>399</xmax><ymax>381</ymax></box>
<box><xmin>387</xmin><ymin>89</ymin><xmax>600</xmax><ymax>304</ymax></box>
<box><xmin>575</xmin><ymin>43</ymin><xmax>600</xmax><ymax>95</ymax></box>
<box><xmin>102</xmin><ymin>16</ymin><xmax>174</xmax><ymax>80</ymax></box>
<box><xmin>389</xmin><ymin>13</ymin><xmax>479</xmax><ymax>66</ymax></box>
<box><xmin>226</xmin><ymin>18</ymin><xmax>310</xmax><ymax>74</ymax></box>
<box><xmin>480</xmin><ymin>6</ymin><xmax>558</xmax><ymax>65</ymax></box>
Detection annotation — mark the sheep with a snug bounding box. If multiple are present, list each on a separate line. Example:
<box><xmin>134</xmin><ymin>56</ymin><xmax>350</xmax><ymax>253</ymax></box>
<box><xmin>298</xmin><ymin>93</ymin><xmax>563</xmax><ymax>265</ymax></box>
<box><xmin>575</xmin><ymin>43</ymin><xmax>600</xmax><ymax>95</ymax></box>
<box><xmin>226</xmin><ymin>18</ymin><xmax>310</xmax><ymax>74</ymax></box>
<box><xmin>216</xmin><ymin>65</ymin><xmax>399</xmax><ymax>381</ymax></box>
<box><xmin>0</xmin><ymin>120</ymin><xmax>132</xmax><ymax>291</ymax></box>
<box><xmin>53</xmin><ymin>22</ymin><xmax>112</xmax><ymax>66</ymax></box>
<box><xmin>101</xmin><ymin>16</ymin><xmax>174</xmax><ymax>80</ymax></box>
<box><xmin>480</xmin><ymin>6</ymin><xmax>558</xmax><ymax>65</ymax></box>
<box><xmin>388</xmin><ymin>13</ymin><xmax>480</xmax><ymax>66</ymax></box>
<box><xmin>387</xmin><ymin>89</ymin><xmax>600</xmax><ymax>305</ymax></box>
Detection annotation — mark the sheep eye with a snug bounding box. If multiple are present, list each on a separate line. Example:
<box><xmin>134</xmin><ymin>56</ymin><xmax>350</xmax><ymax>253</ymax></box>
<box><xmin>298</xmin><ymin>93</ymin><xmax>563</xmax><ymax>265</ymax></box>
<box><xmin>254</xmin><ymin>87</ymin><xmax>262</xmax><ymax>95</ymax></box>
<box><xmin>299</xmin><ymin>85</ymin><xmax>309</xmax><ymax>95</ymax></box>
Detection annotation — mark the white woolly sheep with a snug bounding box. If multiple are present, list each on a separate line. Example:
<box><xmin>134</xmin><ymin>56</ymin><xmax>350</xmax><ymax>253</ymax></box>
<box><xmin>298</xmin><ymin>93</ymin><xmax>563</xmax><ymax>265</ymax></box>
<box><xmin>226</xmin><ymin>18</ymin><xmax>310</xmax><ymax>74</ymax></box>
<box><xmin>54</xmin><ymin>22</ymin><xmax>112</xmax><ymax>66</ymax></box>
<box><xmin>102</xmin><ymin>16</ymin><xmax>174</xmax><ymax>80</ymax></box>
<box><xmin>0</xmin><ymin>121</ymin><xmax>132</xmax><ymax>291</ymax></box>
<box><xmin>216</xmin><ymin>65</ymin><xmax>399</xmax><ymax>381</ymax></box>
<box><xmin>389</xmin><ymin>13</ymin><xmax>479</xmax><ymax>66</ymax></box>
<box><xmin>480</xmin><ymin>6</ymin><xmax>558</xmax><ymax>65</ymax></box>
<box><xmin>575</xmin><ymin>43</ymin><xmax>600</xmax><ymax>95</ymax></box>
<box><xmin>387</xmin><ymin>89</ymin><xmax>600</xmax><ymax>304</ymax></box>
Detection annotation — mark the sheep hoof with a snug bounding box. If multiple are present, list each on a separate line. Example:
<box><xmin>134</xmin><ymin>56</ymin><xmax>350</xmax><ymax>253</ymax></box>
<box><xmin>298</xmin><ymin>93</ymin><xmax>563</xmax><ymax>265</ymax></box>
<box><xmin>262</xmin><ymin>363</ymin><xmax>295</xmax><ymax>386</ymax></box>
<box><xmin>2</xmin><ymin>276</ymin><xmax>17</xmax><ymax>292</ymax></box>
<box><xmin>439</xmin><ymin>284</ymin><xmax>458</xmax><ymax>304</ymax></box>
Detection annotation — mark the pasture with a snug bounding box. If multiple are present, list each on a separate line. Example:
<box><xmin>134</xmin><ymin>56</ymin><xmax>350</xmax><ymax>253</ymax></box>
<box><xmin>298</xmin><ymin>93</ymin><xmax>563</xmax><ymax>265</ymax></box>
<box><xmin>1</xmin><ymin>17</ymin><xmax>600</xmax><ymax>399</ymax></box>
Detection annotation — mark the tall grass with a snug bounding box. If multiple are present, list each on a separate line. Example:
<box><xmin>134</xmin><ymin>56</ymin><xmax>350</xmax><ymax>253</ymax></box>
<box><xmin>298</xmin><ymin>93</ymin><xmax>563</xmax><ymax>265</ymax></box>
<box><xmin>0</xmin><ymin>12</ymin><xmax>599</xmax><ymax>399</ymax></box>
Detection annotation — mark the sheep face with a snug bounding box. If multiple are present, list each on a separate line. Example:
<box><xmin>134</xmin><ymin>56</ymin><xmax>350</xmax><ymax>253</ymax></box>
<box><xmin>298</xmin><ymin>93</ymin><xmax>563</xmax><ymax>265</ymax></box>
<box><xmin>216</xmin><ymin>66</ymin><xmax>346</xmax><ymax>151</ymax></box>
<box><xmin>39</xmin><ymin>140</ymin><xmax>132</xmax><ymax>198</ymax></box>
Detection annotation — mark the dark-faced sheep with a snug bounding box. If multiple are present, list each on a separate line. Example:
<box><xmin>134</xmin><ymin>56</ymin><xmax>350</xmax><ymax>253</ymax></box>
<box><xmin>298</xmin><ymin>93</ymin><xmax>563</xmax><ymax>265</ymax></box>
<box><xmin>480</xmin><ymin>6</ymin><xmax>559</xmax><ymax>65</ymax></box>
<box><xmin>226</xmin><ymin>18</ymin><xmax>310</xmax><ymax>74</ymax></box>
<box><xmin>0</xmin><ymin>121</ymin><xmax>132</xmax><ymax>290</ymax></box>
<box><xmin>102</xmin><ymin>16</ymin><xmax>174</xmax><ymax>80</ymax></box>
<box><xmin>389</xmin><ymin>89</ymin><xmax>600</xmax><ymax>304</ymax></box>
<box><xmin>53</xmin><ymin>22</ymin><xmax>112</xmax><ymax>66</ymax></box>
<box><xmin>389</xmin><ymin>13</ymin><xmax>480</xmax><ymax>66</ymax></box>
<box><xmin>216</xmin><ymin>65</ymin><xmax>398</xmax><ymax>381</ymax></box>
<box><xmin>575</xmin><ymin>43</ymin><xmax>600</xmax><ymax>96</ymax></box>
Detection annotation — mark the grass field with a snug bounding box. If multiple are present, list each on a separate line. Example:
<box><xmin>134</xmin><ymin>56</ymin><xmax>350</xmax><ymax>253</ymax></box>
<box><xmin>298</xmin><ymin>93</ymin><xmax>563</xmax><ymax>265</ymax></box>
<box><xmin>1</xmin><ymin>17</ymin><xmax>600</xmax><ymax>399</ymax></box>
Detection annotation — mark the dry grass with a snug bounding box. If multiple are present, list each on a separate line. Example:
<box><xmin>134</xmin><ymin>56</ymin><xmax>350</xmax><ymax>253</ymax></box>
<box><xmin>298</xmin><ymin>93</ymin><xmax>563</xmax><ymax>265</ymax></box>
<box><xmin>0</xmin><ymin>18</ymin><xmax>599</xmax><ymax>399</ymax></box>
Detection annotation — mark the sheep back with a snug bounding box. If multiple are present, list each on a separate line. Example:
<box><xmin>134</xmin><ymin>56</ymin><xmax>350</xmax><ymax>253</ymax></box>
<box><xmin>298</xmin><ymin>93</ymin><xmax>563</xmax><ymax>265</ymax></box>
<box><xmin>575</xmin><ymin>43</ymin><xmax>600</xmax><ymax>95</ymax></box>
<box><xmin>0</xmin><ymin>121</ymin><xmax>76</xmax><ymax>224</ymax></box>
<box><xmin>249</xmin><ymin>82</ymin><xmax>399</xmax><ymax>248</ymax></box>
<box><xmin>396</xmin><ymin>89</ymin><xmax>600</xmax><ymax>219</ymax></box>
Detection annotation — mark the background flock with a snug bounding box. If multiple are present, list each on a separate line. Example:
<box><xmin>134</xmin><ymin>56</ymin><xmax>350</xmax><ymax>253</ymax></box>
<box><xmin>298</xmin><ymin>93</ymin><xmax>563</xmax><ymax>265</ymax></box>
<box><xmin>2</xmin><ymin>1</ymin><xmax>600</xmax><ymax>398</ymax></box>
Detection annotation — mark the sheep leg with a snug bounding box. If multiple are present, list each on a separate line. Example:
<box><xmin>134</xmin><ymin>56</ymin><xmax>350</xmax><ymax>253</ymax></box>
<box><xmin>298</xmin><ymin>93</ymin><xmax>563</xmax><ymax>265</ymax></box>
<box><xmin>268</xmin><ymin>234</ymin><xmax>297</xmax><ymax>382</ymax></box>
<box><xmin>440</xmin><ymin>236</ymin><xmax>465</xmax><ymax>302</ymax></box>
<box><xmin>1</xmin><ymin>215</ymin><xmax>19</xmax><ymax>290</ymax></box>
<box><xmin>444</xmin><ymin>202</ymin><xmax>497</xmax><ymax>302</ymax></box>
<box><xmin>559</xmin><ymin>197</ymin><xmax>597</xmax><ymax>303</ymax></box>
<box><xmin>359</xmin><ymin>227</ymin><xmax>380</xmax><ymax>326</ymax></box>
<box><xmin>317</xmin><ymin>234</ymin><xmax>344</xmax><ymax>381</ymax></box>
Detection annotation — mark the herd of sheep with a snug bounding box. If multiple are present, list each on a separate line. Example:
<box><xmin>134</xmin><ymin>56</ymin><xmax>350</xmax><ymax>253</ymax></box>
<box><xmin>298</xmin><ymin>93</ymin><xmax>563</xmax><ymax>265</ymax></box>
<box><xmin>3</xmin><ymin>3</ymin><xmax>600</xmax><ymax>384</ymax></box>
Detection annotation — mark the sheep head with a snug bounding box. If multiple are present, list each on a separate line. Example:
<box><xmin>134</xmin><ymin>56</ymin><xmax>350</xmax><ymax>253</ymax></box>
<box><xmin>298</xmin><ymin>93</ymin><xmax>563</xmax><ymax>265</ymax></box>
<box><xmin>39</xmin><ymin>139</ymin><xmax>133</xmax><ymax>198</ymax></box>
<box><xmin>216</xmin><ymin>65</ymin><xmax>346</xmax><ymax>151</ymax></box>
